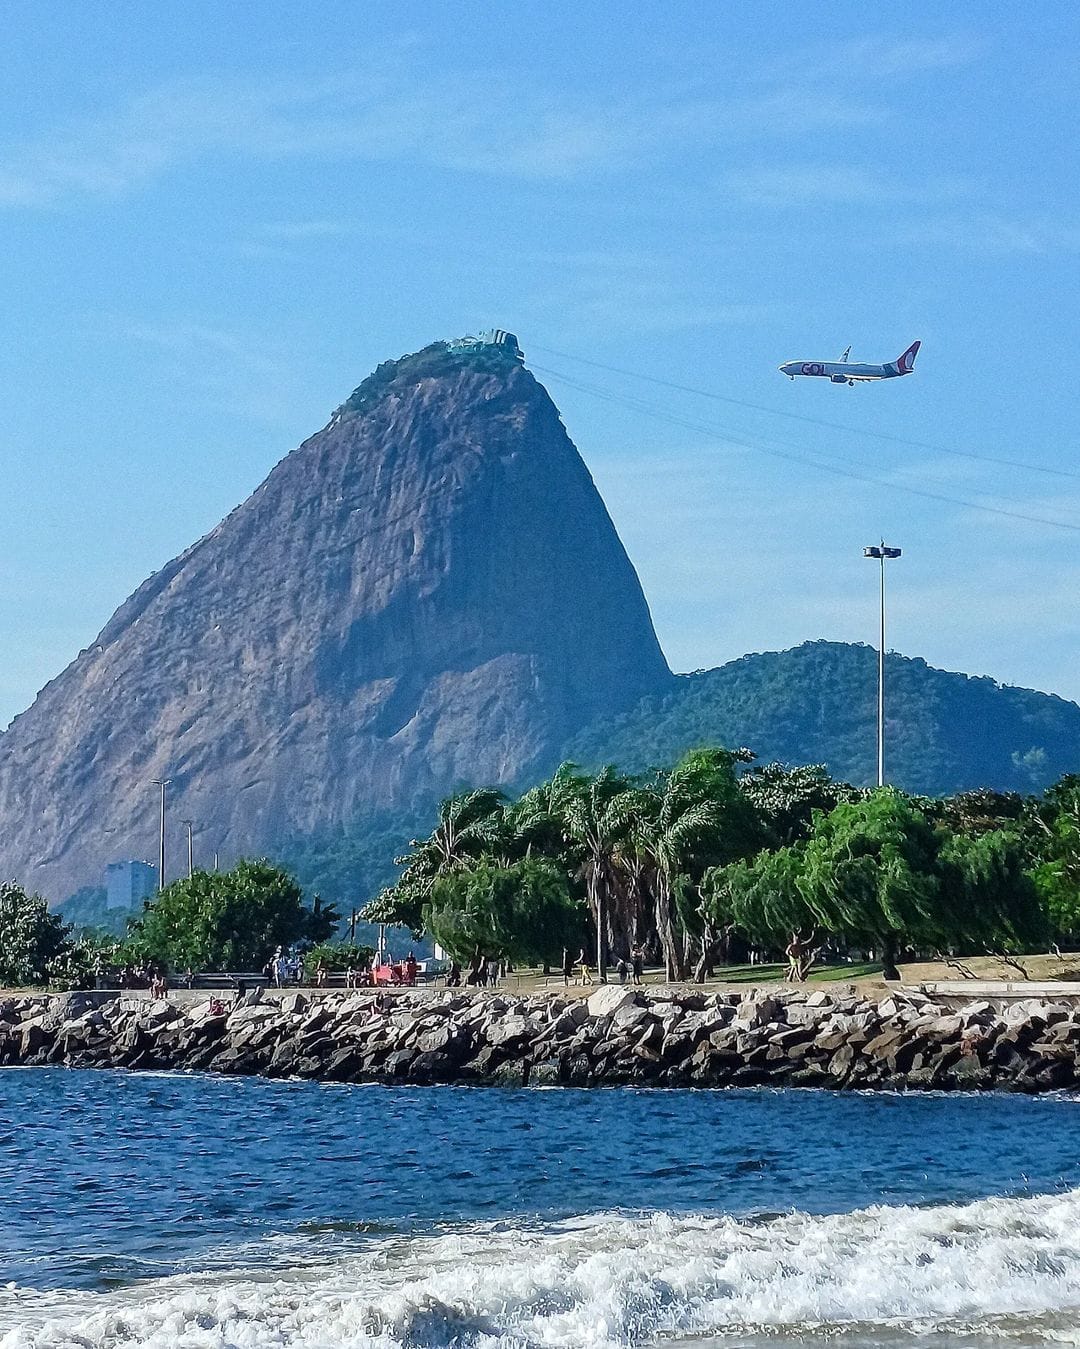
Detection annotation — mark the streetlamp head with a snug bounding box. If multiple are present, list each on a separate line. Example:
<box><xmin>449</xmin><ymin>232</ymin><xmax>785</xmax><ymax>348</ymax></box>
<box><xmin>863</xmin><ymin>545</ymin><xmax>901</xmax><ymax>559</ymax></box>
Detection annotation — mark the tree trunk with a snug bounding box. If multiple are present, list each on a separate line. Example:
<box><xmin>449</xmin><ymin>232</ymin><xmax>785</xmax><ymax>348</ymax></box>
<box><xmin>589</xmin><ymin>870</ymin><xmax>607</xmax><ymax>983</ymax></box>
<box><xmin>880</xmin><ymin>935</ymin><xmax>901</xmax><ymax>983</ymax></box>
<box><xmin>623</xmin><ymin>858</ymin><xmax>650</xmax><ymax>952</ymax></box>
<box><xmin>693</xmin><ymin>929</ymin><xmax>721</xmax><ymax>984</ymax></box>
<box><xmin>596</xmin><ymin>886</ymin><xmax>608</xmax><ymax>983</ymax></box>
<box><xmin>465</xmin><ymin>948</ymin><xmax>484</xmax><ymax>985</ymax></box>
<box><xmin>655</xmin><ymin>876</ymin><xmax>687</xmax><ymax>981</ymax></box>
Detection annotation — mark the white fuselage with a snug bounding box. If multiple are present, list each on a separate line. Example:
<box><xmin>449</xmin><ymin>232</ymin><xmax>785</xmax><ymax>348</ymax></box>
<box><xmin>778</xmin><ymin>359</ymin><xmax>901</xmax><ymax>384</ymax></box>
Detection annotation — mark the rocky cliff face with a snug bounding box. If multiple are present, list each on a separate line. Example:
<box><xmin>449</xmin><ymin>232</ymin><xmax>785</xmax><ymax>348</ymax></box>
<box><xmin>0</xmin><ymin>340</ymin><xmax>671</xmax><ymax>900</ymax></box>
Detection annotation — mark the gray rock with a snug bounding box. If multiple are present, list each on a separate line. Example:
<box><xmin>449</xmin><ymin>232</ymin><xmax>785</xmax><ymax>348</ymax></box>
<box><xmin>587</xmin><ymin>986</ymin><xmax>638</xmax><ymax>1018</ymax></box>
<box><xmin>528</xmin><ymin>1058</ymin><xmax>563</xmax><ymax>1086</ymax></box>
<box><xmin>734</xmin><ymin>996</ymin><xmax>783</xmax><ymax>1030</ymax></box>
<box><xmin>410</xmin><ymin>1051</ymin><xmax>454</xmax><ymax>1083</ymax></box>
<box><xmin>611</xmin><ymin>1002</ymin><xmax>652</xmax><ymax>1030</ymax></box>
<box><xmin>486</xmin><ymin>1015</ymin><xmax>540</xmax><ymax>1048</ymax></box>
<box><xmin>553</xmin><ymin>1006</ymin><xmax>588</xmax><ymax>1037</ymax></box>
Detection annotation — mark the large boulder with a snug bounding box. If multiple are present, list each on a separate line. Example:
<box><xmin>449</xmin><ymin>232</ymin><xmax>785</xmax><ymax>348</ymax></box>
<box><xmin>587</xmin><ymin>986</ymin><xmax>638</xmax><ymax>1019</ymax></box>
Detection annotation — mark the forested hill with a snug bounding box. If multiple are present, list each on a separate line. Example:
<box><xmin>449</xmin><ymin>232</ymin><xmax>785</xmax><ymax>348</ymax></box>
<box><xmin>80</xmin><ymin>640</ymin><xmax>1077</xmax><ymax>923</ymax></box>
<box><xmin>562</xmin><ymin>640</ymin><xmax>1080</xmax><ymax>796</ymax></box>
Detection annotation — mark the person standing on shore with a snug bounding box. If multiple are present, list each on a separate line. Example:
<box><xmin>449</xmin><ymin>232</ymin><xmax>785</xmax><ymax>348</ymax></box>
<box><xmin>630</xmin><ymin>944</ymin><xmax>644</xmax><ymax>986</ymax></box>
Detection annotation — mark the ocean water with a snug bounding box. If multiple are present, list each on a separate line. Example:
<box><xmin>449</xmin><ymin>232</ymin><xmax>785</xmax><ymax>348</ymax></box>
<box><xmin>2</xmin><ymin>1072</ymin><xmax>1080</xmax><ymax>1347</ymax></box>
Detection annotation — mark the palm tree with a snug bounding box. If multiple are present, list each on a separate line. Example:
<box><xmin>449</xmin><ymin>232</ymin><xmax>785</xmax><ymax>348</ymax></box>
<box><xmin>635</xmin><ymin>751</ymin><xmax>755</xmax><ymax>981</ymax></box>
<box><xmin>506</xmin><ymin>773</ymin><xmax>579</xmax><ymax>868</ymax></box>
<box><xmin>424</xmin><ymin>789</ymin><xmax>508</xmax><ymax>869</ymax></box>
<box><xmin>550</xmin><ymin>764</ymin><xmax>643</xmax><ymax>981</ymax></box>
<box><xmin>362</xmin><ymin>788</ymin><xmax>506</xmax><ymax>930</ymax></box>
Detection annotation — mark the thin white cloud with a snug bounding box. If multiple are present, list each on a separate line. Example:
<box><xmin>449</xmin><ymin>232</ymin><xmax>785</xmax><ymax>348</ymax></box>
<box><xmin>0</xmin><ymin>38</ymin><xmax>966</xmax><ymax>210</ymax></box>
<box><xmin>0</xmin><ymin>65</ymin><xmax>680</xmax><ymax>206</ymax></box>
<box><xmin>115</xmin><ymin>319</ymin><xmax>285</xmax><ymax>380</ymax></box>
<box><xmin>726</xmin><ymin>87</ymin><xmax>883</xmax><ymax>134</ymax></box>
<box><xmin>518</xmin><ymin>248</ymin><xmax>778</xmax><ymax>339</ymax></box>
<box><xmin>898</xmin><ymin>213</ymin><xmax>1080</xmax><ymax>256</ymax></box>
<box><xmin>763</xmin><ymin>34</ymin><xmax>982</xmax><ymax>85</ymax></box>
<box><xmin>729</xmin><ymin>163</ymin><xmax>973</xmax><ymax>207</ymax></box>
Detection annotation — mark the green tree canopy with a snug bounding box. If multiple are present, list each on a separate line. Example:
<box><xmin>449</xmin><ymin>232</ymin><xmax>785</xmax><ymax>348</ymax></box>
<box><xmin>937</xmin><ymin>828</ymin><xmax>1045</xmax><ymax>952</ymax></box>
<box><xmin>0</xmin><ymin>882</ymin><xmax>71</xmax><ymax>987</ymax></box>
<box><xmin>129</xmin><ymin>860</ymin><xmax>334</xmax><ymax>972</ymax></box>
<box><xmin>547</xmin><ymin>762</ymin><xmax>642</xmax><ymax>979</ymax></box>
<box><xmin>796</xmin><ymin>790</ymin><xmax>942</xmax><ymax>977</ymax></box>
<box><xmin>738</xmin><ymin>762</ymin><xmax>861</xmax><ymax>845</ymax></box>
<box><xmin>707</xmin><ymin>798</ymin><xmax>1047</xmax><ymax>979</ymax></box>
<box><xmin>636</xmin><ymin>748</ymin><xmax>765</xmax><ymax>979</ymax></box>
<box><xmin>934</xmin><ymin>788</ymin><xmax>1027</xmax><ymax>839</ymax></box>
<box><xmin>1028</xmin><ymin>776</ymin><xmax>1080</xmax><ymax>939</ymax></box>
<box><xmin>302</xmin><ymin>941</ymin><xmax>376</xmax><ymax>978</ymax></box>
<box><xmin>423</xmin><ymin>857</ymin><xmax>580</xmax><ymax>968</ymax></box>
<box><xmin>709</xmin><ymin>846</ymin><xmax>815</xmax><ymax>949</ymax></box>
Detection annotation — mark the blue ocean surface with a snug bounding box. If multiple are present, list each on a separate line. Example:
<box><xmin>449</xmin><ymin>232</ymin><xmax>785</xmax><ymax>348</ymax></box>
<box><xmin>3</xmin><ymin>1069</ymin><xmax>1080</xmax><ymax>1346</ymax></box>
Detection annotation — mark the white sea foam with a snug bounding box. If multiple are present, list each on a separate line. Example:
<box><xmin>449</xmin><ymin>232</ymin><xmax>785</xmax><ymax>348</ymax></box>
<box><xmin>5</xmin><ymin>1190</ymin><xmax>1080</xmax><ymax>1348</ymax></box>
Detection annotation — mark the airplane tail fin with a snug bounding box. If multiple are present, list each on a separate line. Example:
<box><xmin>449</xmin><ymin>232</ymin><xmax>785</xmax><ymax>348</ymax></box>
<box><xmin>896</xmin><ymin>340</ymin><xmax>920</xmax><ymax>374</ymax></box>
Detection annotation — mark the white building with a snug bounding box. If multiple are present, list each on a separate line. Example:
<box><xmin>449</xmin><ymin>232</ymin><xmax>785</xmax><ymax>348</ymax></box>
<box><xmin>105</xmin><ymin>859</ymin><xmax>158</xmax><ymax>911</ymax></box>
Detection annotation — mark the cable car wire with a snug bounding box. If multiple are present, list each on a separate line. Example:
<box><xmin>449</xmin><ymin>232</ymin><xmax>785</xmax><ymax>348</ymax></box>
<box><xmin>528</xmin><ymin>360</ymin><xmax>1080</xmax><ymax>536</ymax></box>
<box><xmin>529</xmin><ymin>342</ymin><xmax>1080</xmax><ymax>483</ymax></box>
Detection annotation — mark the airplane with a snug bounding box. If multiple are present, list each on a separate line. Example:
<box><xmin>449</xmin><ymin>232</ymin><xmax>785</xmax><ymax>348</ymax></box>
<box><xmin>779</xmin><ymin>340</ymin><xmax>920</xmax><ymax>385</ymax></box>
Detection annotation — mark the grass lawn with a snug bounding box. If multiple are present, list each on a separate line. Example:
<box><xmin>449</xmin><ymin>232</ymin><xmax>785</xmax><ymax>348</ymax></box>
<box><xmin>682</xmin><ymin>961</ymin><xmax>883</xmax><ymax>985</ymax></box>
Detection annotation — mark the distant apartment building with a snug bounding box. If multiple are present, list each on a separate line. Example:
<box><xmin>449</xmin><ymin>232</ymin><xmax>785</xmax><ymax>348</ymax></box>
<box><xmin>105</xmin><ymin>859</ymin><xmax>158</xmax><ymax>911</ymax></box>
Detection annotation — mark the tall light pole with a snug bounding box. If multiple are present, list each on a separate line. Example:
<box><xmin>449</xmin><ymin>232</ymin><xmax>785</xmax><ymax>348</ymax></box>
<box><xmin>150</xmin><ymin>778</ymin><xmax>171</xmax><ymax>890</ymax></box>
<box><xmin>863</xmin><ymin>543</ymin><xmax>901</xmax><ymax>787</ymax></box>
<box><xmin>181</xmin><ymin>819</ymin><xmax>194</xmax><ymax>879</ymax></box>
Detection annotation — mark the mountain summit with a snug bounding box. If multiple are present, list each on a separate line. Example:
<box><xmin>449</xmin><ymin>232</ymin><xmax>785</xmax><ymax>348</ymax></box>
<box><xmin>0</xmin><ymin>337</ymin><xmax>672</xmax><ymax>900</ymax></box>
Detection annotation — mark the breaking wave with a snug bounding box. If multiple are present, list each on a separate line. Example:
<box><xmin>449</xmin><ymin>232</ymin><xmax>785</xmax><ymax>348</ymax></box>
<box><xmin>4</xmin><ymin>1189</ymin><xmax>1080</xmax><ymax>1348</ymax></box>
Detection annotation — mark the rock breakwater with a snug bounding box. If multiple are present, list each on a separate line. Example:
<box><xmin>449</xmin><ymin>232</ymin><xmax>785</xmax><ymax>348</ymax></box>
<box><xmin>3</xmin><ymin>984</ymin><xmax>1079</xmax><ymax>1091</ymax></box>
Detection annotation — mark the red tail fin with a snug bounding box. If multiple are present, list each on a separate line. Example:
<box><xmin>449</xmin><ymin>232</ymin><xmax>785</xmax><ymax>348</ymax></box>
<box><xmin>896</xmin><ymin>340</ymin><xmax>920</xmax><ymax>374</ymax></box>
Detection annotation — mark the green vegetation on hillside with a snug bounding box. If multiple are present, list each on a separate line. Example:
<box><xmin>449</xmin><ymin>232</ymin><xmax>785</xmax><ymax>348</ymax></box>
<box><xmin>276</xmin><ymin>813</ymin><xmax>424</xmax><ymax>945</ymax></box>
<box><xmin>564</xmin><ymin>641</ymin><xmax>1080</xmax><ymax>796</ymax></box>
<box><xmin>59</xmin><ymin>886</ymin><xmax>128</xmax><ymax>937</ymax></box>
<box><xmin>339</xmin><ymin>340</ymin><xmax>521</xmax><ymax>417</ymax></box>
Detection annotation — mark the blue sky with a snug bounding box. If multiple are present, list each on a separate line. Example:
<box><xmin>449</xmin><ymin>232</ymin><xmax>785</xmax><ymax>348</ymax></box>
<box><xmin>3</xmin><ymin>4</ymin><xmax>1080</xmax><ymax>726</ymax></box>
